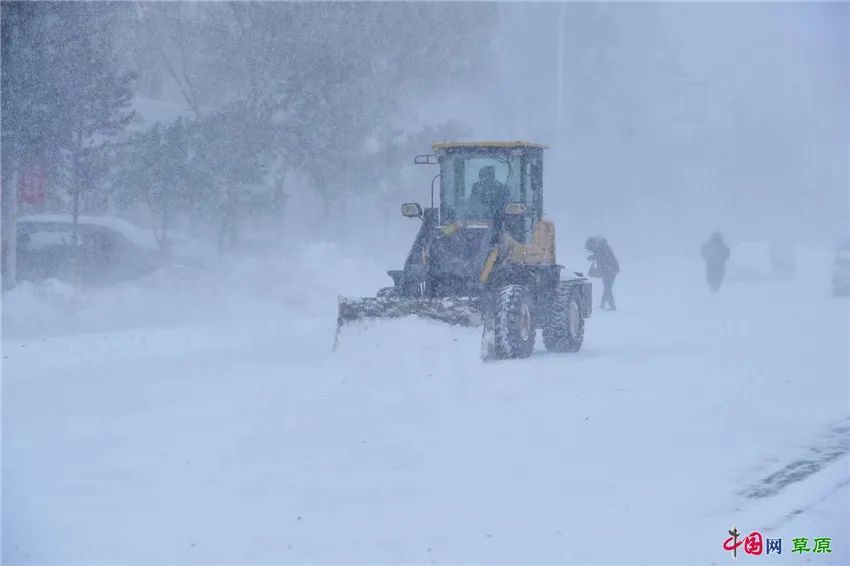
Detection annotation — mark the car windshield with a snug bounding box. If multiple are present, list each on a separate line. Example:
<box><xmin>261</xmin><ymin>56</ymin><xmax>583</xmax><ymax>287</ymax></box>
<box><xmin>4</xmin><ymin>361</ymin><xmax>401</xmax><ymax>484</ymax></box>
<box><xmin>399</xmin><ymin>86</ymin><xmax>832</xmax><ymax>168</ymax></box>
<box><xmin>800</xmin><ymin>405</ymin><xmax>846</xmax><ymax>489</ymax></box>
<box><xmin>439</xmin><ymin>152</ymin><xmax>521</xmax><ymax>223</ymax></box>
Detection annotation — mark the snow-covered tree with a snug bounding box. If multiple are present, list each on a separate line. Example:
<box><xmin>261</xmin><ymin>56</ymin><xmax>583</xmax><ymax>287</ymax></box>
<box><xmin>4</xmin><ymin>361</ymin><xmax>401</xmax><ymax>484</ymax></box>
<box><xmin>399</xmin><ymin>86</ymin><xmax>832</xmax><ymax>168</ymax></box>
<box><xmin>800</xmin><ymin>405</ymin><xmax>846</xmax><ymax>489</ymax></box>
<box><xmin>49</xmin><ymin>3</ymin><xmax>135</xmax><ymax>244</ymax></box>
<box><xmin>2</xmin><ymin>2</ymin><xmax>134</xmax><ymax>232</ymax></box>
<box><xmin>121</xmin><ymin>1</ymin><xmax>497</xmax><ymax>217</ymax></box>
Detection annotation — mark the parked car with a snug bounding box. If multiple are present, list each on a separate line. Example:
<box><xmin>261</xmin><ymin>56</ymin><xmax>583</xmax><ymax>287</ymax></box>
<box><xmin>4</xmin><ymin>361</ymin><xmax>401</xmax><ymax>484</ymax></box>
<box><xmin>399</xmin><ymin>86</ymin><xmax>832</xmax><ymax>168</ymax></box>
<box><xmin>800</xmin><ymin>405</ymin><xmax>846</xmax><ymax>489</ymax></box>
<box><xmin>833</xmin><ymin>238</ymin><xmax>850</xmax><ymax>297</ymax></box>
<box><xmin>16</xmin><ymin>215</ymin><xmax>160</xmax><ymax>286</ymax></box>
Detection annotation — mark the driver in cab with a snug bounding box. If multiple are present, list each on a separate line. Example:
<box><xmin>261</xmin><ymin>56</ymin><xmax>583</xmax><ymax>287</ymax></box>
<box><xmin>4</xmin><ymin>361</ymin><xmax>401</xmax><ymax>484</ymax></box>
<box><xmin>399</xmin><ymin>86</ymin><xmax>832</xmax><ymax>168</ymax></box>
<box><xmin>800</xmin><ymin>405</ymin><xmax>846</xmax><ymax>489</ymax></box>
<box><xmin>467</xmin><ymin>165</ymin><xmax>510</xmax><ymax>221</ymax></box>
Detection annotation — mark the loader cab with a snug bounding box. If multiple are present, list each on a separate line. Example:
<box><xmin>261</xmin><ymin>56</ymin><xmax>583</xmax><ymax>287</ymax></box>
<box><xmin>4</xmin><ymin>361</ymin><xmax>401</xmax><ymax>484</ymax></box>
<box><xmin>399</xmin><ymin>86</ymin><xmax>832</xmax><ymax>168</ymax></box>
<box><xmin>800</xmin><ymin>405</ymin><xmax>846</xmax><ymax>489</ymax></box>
<box><xmin>431</xmin><ymin>142</ymin><xmax>546</xmax><ymax>244</ymax></box>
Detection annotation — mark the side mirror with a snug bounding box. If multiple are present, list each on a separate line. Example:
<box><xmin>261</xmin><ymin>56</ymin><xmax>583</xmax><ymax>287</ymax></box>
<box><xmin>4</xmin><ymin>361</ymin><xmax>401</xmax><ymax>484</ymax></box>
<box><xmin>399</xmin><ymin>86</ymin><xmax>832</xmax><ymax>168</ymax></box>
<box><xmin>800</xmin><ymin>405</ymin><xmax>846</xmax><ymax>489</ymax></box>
<box><xmin>401</xmin><ymin>202</ymin><xmax>423</xmax><ymax>218</ymax></box>
<box><xmin>503</xmin><ymin>202</ymin><xmax>527</xmax><ymax>216</ymax></box>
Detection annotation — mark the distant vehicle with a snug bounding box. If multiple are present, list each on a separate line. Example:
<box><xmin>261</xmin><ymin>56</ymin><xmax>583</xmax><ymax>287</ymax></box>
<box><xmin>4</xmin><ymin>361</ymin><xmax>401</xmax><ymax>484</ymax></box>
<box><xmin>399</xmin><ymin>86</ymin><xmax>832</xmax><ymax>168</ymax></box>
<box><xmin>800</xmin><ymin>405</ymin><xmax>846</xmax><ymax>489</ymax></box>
<box><xmin>727</xmin><ymin>240</ymin><xmax>797</xmax><ymax>283</ymax></box>
<box><xmin>833</xmin><ymin>238</ymin><xmax>850</xmax><ymax>297</ymax></box>
<box><xmin>16</xmin><ymin>215</ymin><xmax>160</xmax><ymax>286</ymax></box>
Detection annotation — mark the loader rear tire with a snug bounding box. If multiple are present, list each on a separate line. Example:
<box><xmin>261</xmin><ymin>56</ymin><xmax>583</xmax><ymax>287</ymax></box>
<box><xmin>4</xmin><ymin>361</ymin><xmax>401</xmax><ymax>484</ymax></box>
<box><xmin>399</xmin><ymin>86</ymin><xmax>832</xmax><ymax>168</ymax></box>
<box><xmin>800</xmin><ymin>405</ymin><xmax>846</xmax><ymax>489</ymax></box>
<box><xmin>493</xmin><ymin>284</ymin><xmax>535</xmax><ymax>359</ymax></box>
<box><xmin>542</xmin><ymin>283</ymin><xmax>584</xmax><ymax>353</ymax></box>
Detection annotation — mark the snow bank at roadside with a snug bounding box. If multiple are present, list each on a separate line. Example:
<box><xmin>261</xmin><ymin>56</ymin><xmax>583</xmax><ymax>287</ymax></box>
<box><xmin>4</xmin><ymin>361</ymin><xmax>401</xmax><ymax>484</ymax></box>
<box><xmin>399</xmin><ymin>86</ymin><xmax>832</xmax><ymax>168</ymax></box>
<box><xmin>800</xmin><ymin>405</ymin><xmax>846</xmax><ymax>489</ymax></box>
<box><xmin>1</xmin><ymin>242</ymin><xmax>390</xmax><ymax>340</ymax></box>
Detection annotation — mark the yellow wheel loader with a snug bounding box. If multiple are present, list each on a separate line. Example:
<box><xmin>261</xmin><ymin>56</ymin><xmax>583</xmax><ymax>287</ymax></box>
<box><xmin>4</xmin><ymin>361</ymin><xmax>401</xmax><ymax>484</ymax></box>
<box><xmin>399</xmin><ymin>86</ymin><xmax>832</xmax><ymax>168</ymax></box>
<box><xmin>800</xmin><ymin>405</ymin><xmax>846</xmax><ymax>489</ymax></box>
<box><xmin>335</xmin><ymin>141</ymin><xmax>592</xmax><ymax>361</ymax></box>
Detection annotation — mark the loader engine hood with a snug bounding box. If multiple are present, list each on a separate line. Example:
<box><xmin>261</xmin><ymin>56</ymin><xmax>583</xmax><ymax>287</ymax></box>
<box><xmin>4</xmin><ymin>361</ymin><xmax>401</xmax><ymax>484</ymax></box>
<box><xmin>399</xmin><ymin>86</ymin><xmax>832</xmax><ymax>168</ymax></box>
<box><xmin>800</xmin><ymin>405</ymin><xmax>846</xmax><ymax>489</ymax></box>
<box><xmin>427</xmin><ymin>223</ymin><xmax>496</xmax><ymax>294</ymax></box>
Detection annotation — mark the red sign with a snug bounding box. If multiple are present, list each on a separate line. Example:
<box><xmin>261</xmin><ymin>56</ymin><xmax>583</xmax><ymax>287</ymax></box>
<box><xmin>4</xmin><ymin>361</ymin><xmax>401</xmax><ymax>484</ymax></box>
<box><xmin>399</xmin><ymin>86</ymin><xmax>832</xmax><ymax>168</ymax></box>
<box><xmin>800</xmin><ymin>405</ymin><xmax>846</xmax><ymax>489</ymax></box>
<box><xmin>723</xmin><ymin>529</ymin><xmax>765</xmax><ymax>557</ymax></box>
<box><xmin>18</xmin><ymin>164</ymin><xmax>46</xmax><ymax>206</ymax></box>
<box><xmin>744</xmin><ymin>531</ymin><xmax>764</xmax><ymax>555</ymax></box>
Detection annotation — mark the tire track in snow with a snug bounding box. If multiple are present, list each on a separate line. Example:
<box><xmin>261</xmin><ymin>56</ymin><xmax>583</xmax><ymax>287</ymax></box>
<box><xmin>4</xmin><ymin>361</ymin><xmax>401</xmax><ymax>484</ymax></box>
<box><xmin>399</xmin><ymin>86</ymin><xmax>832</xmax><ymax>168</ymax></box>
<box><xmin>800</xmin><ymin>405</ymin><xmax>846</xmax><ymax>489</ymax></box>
<box><xmin>764</xmin><ymin>476</ymin><xmax>850</xmax><ymax>530</ymax></box>
<box><xmin>738</xmin><ymin>417</ymin><xmax>850</xmax><ymax>500</ymax></box>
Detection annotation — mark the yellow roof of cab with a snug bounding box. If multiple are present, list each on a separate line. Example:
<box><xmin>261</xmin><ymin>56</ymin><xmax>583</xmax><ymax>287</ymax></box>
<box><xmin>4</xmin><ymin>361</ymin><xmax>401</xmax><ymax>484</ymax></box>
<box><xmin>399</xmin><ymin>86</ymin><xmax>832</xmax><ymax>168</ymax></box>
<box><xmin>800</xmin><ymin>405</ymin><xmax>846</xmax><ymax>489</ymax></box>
<box><xmin>431</xmin><ymin>141</ymin><xmax>549</xmax><ymax>151</ymax></box>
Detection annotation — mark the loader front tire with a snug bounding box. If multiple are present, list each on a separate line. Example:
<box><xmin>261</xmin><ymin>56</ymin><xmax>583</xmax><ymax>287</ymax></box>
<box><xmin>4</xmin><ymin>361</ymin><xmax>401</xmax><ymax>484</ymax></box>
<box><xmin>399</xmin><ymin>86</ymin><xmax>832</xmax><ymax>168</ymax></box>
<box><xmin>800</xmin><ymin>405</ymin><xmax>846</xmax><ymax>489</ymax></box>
<box><xmin>542</xmin><ymin>282</ymin><xmax>584</xmax><ymax>353</ymax></box>
<box><xmin>493</xmin><ymin>284</ymin><xmax>535</xmax><ymax>359</ymax></box>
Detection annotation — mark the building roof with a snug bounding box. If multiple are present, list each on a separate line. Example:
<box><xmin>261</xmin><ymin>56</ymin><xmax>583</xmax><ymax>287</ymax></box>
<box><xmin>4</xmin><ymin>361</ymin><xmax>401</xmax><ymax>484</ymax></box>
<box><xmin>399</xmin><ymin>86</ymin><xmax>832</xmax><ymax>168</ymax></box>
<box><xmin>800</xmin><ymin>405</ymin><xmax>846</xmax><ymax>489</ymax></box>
<box><xmin>431</xmin><ymin>141</ymin><xmax>549</xmax><ymax>151</ymax></box>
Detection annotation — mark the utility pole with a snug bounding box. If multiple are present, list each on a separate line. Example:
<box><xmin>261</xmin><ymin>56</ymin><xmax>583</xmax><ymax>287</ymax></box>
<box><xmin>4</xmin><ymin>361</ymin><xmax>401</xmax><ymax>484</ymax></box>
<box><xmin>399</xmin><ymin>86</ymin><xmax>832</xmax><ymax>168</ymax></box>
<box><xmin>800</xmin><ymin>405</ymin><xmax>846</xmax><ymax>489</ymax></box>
<box><xmin>1</xmin><ymin>170</ymin><xmax>18</xmax><ymax>290</ymax></box>
<box><xmin>556</xmin><ymin>1</ymin><xmax>566</xmax><ymax>130</ymax></box>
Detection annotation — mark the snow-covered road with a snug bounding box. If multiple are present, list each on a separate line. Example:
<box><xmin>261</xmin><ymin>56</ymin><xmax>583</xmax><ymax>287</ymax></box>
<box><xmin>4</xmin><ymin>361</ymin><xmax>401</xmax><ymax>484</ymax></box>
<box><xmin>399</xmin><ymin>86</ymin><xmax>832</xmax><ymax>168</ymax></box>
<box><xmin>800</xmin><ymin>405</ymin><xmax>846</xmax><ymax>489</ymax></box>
<box><xmin>3</xmin><ymin>252</ymin><xmax>848</xmax><ymax>564</ymax></box>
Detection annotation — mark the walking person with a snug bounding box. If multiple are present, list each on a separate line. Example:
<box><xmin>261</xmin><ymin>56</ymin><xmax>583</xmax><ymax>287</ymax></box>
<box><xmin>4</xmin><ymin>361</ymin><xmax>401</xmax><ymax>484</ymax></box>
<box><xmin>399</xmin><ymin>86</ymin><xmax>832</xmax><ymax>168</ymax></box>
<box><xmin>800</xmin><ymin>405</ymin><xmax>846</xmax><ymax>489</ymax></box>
<box><xmin>586</xmin><ymin>236</ymin><xmax>620</xmax><ymax>310</ymax></box>
<box><xmin>701</xmin><ymin>232</ymin><xmax>731</xmax><ymax>292</ymax></box>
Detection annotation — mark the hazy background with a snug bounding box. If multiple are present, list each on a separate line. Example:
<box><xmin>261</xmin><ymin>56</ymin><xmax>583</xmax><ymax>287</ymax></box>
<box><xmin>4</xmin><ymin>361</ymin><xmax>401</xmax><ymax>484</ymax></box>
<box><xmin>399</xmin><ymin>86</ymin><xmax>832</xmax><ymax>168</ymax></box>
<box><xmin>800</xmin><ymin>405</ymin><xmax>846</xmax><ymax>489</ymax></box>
<box><xmin>422</xmin><ymin>2</ymin><xmax>849</xmax><ymax>262</ymax></box>
<box><xmin>2</xmin><ymin>1</ymin><xmax>848</xmax><ymax>276</ymax></box>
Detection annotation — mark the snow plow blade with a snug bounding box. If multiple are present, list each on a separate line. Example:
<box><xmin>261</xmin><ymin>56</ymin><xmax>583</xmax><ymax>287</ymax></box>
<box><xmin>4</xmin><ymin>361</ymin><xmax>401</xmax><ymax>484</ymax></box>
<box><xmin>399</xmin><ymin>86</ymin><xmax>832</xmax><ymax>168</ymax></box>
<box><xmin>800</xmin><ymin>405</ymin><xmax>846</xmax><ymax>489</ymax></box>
<box><xmin>334</xmin><ymin>295</ymin><xmax>482</xmax><ymax>350</ymax></box>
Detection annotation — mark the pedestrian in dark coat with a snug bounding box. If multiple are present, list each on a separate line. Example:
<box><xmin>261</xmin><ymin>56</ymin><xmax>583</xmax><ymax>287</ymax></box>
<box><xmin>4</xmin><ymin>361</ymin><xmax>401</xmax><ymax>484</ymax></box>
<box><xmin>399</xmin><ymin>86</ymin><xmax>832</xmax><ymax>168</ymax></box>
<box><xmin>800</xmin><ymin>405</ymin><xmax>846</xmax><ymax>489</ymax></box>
<box><xmin>701</xmin><ymin>232</ymin><xmax>730</xmax><ymax>292</ymax></box>
<box><xmin>586</xmin><ymin>236</ymin><xmax>620</xmax><ymax>310</ymax></box>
